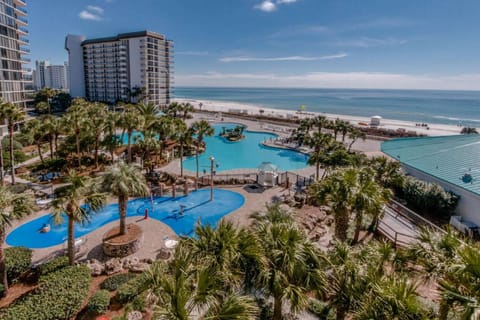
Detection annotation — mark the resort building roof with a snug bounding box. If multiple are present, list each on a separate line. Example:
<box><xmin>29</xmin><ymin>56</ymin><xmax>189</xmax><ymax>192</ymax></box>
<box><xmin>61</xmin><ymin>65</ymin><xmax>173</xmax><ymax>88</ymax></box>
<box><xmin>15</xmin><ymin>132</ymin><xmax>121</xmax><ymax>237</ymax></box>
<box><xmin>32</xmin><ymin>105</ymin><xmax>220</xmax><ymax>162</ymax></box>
<box><xmin>381</xmin><ymin>134</ymin><xmax>480</xmax><ymax>196</ymax></box>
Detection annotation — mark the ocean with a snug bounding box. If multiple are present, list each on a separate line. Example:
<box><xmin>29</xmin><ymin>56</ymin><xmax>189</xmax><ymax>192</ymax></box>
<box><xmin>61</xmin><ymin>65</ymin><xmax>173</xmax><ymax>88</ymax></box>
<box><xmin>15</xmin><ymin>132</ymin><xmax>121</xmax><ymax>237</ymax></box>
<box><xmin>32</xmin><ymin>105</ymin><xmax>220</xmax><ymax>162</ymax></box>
<box><xmin>175</xmin><ymin>87</ymin><xmax>480</xmax><ymax>127</ymax></box>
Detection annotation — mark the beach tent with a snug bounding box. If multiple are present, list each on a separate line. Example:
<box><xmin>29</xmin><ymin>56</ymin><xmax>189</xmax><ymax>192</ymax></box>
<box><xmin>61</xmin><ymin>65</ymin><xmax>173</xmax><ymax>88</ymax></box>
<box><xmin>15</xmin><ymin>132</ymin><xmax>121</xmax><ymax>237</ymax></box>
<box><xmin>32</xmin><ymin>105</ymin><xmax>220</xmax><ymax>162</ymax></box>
<box><xmin>257</xmin><ymin>162</ymin><xmax>279</xmax><ymax>187</ymax></box>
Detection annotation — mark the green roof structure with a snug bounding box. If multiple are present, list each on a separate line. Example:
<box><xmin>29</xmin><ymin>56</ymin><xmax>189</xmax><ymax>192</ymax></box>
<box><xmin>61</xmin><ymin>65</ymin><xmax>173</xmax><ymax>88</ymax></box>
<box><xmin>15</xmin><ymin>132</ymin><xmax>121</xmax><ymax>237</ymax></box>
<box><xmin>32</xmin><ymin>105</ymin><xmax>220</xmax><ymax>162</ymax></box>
<box><xmin>381</xmin><ymin>134</ymin><xmax>480</xmax><ymax>195</ymax></box>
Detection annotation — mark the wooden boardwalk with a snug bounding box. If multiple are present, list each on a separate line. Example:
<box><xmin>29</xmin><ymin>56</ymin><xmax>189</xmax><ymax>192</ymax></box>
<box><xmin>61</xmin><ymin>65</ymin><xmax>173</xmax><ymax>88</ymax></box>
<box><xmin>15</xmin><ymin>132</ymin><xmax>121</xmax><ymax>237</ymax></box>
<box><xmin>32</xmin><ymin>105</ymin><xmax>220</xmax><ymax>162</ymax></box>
<box><xmin>378</xmin><ymin>206</ymin><xmax>420</xmax><ymax>247</ymax></box>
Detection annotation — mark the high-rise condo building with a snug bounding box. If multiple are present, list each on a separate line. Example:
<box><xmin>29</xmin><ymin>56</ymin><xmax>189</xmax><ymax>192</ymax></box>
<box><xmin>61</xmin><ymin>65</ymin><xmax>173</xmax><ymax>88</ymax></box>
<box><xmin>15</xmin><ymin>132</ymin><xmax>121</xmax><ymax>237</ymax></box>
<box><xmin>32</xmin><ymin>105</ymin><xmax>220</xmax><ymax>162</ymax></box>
<box><xmin>66</xmin><ymin>31</ymin><xmax>173</xmax><ymax>107</ymax></box>
<box><xmin>0</xmin><ymin>0</ymin><xmax>30</xmax><ymax>107</ymax></box>
<box><xmin>33</xmin><ymin>60</ymin><xmax>69</xmax><ymax>91</ymax></box>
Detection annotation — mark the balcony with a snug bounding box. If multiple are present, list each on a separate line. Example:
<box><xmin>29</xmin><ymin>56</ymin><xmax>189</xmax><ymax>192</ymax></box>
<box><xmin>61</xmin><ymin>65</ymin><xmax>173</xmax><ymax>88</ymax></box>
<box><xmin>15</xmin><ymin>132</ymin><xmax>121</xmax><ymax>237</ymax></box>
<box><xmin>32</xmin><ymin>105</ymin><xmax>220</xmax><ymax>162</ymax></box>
<box><xmin>17</xmin><ymin>27</ymin><xmax>28</xmax><ymax>36</ymax></box>
<box><xmin>15</xmin><ymin>6</ymin><xmax>27</xmax><ymax>16</ymax></box>
<box><xmin>21</xmin><ymin>57</ymin><xmax>30</xmax><ymax>63</ymax></box>
<box><xmin>18</xmin><ymin>37</ymin><xmax>29</xmax><ymax>45</ymax></box>
<box><xmin>16</xmin><ymin>16</ymin><xmax>28</xmax><ymax>26</ymax></box>
<box><xmin>14</xmin><ymin>0</ymin><xmax>26</xmax><ymax>7</ymax></box>
<box><xmin>20</xmin><ymin>47</ymin><xmax>29</xmax><ymax>54</ymax></box>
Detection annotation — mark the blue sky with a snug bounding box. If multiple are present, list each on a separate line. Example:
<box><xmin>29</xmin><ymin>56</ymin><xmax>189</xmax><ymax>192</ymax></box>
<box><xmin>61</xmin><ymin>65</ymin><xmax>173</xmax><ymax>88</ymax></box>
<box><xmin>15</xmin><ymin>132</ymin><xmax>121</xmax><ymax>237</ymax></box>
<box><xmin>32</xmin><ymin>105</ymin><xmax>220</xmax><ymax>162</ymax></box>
<box><xmin>27</xmin><ymin>0</ymin><xmax>480</xmax><ymax>90</ymax></box>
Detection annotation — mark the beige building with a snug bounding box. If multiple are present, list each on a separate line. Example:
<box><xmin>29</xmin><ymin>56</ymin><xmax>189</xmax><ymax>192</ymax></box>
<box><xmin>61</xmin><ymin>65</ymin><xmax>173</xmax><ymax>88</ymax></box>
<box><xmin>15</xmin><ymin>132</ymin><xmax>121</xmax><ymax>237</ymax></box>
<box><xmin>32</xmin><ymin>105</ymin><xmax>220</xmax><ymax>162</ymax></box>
<box><xmin>66</xmin><ymin>31</ymin><xmax>173</xmax><ymax>107</ymax></box>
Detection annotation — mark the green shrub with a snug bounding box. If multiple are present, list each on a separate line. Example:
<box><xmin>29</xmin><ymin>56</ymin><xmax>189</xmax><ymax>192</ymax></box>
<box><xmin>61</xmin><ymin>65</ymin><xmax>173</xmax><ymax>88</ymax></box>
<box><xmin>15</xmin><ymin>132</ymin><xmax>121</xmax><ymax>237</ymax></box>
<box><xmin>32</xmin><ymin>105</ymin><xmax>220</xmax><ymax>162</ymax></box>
<box><xmin>132</xmin><ymin>291</ymin><xmax>147</xmax><ymax>312</ymax></box>
<box><xmin>100</xmin><ymin>273</ymin><xmax>137</xmax><ymax>291</ymax></box>
<box><xmin>5</xmin><ymin>246</ymin><xmax>32</xmax><ymax>283</ymax></box>
<box><xmin>88</xmin><ymin>289</ymin><xmax>110</xmax><ymax>314</ymax></box>
<box><xmin>308</xmin><ymin>299</ymin><xmax>330</xmax><ymax>317</ymax></box>
<box><xmin>2</xmin><ymin>265</ymin><xmax>92</xmax><ymax>320</ymax></box>
<box><xmin>116</xmin><ymin>275</ymin><xmax>145</xmax><ymax>304</ymax></box>
<box><xmin>399</xmin><ymin>177</ymin><xmax>460</xmax><ymax>220</ymax></box>
<box><xmin>38</xmin><ymin>256</ymin><xmax>69</xmax><ymax>276</ymax></box>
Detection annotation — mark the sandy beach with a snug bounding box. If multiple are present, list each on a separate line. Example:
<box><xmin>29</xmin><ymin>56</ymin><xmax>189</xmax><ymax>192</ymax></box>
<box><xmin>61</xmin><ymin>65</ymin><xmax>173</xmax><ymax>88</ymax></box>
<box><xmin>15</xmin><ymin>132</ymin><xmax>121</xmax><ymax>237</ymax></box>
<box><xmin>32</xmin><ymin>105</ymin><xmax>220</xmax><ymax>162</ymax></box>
<box><xmin>175</xmin><ymin>98</ymin><xmax>465</xmax><ymax>137</ymax></box>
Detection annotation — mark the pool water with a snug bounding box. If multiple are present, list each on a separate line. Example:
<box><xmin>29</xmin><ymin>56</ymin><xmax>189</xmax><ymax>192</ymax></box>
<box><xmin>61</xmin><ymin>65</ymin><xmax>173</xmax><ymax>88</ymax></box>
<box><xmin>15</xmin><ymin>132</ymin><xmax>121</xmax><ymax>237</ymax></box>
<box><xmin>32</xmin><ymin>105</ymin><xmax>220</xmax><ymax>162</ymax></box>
<box><xmin>183</xmin><ymin>123</ymin><xmax>308</xmax><ymax>172</ymax></box>
<box><xmin>6</xmin><ymin>189</ymin><xmax>245</xmax><ymax>249</ymax></box>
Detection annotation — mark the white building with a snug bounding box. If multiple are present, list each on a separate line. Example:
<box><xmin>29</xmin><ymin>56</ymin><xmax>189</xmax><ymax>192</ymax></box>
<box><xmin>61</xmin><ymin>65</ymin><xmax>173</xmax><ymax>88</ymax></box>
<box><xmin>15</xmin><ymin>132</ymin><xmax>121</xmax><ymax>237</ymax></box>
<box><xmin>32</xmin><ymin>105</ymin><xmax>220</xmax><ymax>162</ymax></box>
<box><xmin>65</xmin><ymin>31</ymin><xmax>173</xmax><ymax>107</ymax></box>
<box><xmin>0</xmin><ymin>0</ymin><xmax>30</xmax><ymax>135</ymax></box>
<box><xmin>33</xmin><ymin>60</ymin><xmax>69</xmax><ymax>91</ymax></box>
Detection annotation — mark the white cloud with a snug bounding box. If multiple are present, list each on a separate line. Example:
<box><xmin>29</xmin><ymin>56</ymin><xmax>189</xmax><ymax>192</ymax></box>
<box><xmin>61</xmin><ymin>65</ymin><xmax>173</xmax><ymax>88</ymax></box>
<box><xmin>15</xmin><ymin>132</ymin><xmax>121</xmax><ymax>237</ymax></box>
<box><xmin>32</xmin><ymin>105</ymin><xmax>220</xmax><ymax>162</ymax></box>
<box><xmin>255</xmin><ymin>1</ymin><xmax>277</xmax><ymax>12</ymax></box>
<box><xmin>86</xmin><ymin>5</ymin><xmax>104</xmax><ymax>14</ymax></box>
<box><xmin>255</xmin><ymin>0</ymin><xmax>298</xmax><ymax>12</ymax></box>
<box><xmin>175</xmin><ymin>71</ymin><xmax>480</xmax><ymax>91</ymax></box>
<box><xmin>334</xmin><ymin>37</ymin><xmax>407</xmax><ymax>48</ymax></box>
<box><xmin>219</xmin><ymin>53</ymin><xmax>348</xmax><ymax>62</ymax></box>
<box><xmin>79</xmin><ymin>10</ymin><xmax>102</xmax><ymax>21</ymax></box>
<box><xmin>79</xmin><ymin>5</ymin><xmax>105</xmax><ymax>21</ymax></box>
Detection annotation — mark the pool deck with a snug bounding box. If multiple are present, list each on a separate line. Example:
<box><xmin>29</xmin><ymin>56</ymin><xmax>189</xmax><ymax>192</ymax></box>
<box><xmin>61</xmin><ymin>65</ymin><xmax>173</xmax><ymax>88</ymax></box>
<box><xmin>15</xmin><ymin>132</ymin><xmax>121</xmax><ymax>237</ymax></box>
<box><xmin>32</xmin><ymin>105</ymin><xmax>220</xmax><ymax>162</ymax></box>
<box><xmin>6</xmin><ymin>185</ymin><xmax>294</xmax><ymax>264</ymax></box>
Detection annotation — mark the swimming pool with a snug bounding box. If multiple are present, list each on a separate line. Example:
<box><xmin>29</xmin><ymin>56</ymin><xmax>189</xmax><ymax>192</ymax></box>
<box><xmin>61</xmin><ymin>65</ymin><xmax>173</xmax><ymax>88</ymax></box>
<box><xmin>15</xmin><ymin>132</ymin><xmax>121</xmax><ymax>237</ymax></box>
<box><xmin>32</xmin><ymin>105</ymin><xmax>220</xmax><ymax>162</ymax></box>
<box><xmin>183</xmin><ymin>123</ymin><xmax>308</xmax><ymax>172</ymax></box>
<box><xmin>6</xmin><ymin>189</ymin><xmax>245</xmax><ymax>249</ymax></box>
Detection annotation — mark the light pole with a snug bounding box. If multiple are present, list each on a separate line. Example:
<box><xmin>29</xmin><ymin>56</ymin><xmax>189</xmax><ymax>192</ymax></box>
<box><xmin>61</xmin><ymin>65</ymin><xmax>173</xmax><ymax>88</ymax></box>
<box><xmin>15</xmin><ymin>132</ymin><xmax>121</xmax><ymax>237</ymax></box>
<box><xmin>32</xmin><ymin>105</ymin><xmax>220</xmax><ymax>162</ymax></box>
<box><xmin>209</xmin><ymin>156</ymin><xmax>215</xmax><ymax>201</ymax></box>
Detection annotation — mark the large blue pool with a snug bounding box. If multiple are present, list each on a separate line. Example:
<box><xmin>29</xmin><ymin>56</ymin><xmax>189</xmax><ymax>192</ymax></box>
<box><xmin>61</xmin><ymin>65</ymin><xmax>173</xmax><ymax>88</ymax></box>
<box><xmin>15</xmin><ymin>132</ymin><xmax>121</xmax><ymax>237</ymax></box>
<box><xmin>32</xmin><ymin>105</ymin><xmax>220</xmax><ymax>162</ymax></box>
<box><xmin>7</xmin><ymin>189</ymin><xmax>244</xmax><ymax>249</ymax></box>
<box><xmin>119</xmin><ymin>124</ymin><xmax>308</xmax><ymax>172</ymax></box>
<box><xmin>183</xmin><ymin>123</ymin><xmax>308</xmax><ymax>172</ymax></box>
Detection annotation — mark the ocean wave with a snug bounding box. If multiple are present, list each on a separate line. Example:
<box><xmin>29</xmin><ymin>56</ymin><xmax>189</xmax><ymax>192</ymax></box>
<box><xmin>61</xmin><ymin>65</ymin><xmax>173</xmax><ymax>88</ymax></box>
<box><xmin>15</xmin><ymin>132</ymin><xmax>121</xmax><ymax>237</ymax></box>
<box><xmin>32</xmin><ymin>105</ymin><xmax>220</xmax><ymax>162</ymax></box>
<box><xmin>433</xmin><ymin>115</ymin><xmax>480</xmax><ymax>123</ymax></box>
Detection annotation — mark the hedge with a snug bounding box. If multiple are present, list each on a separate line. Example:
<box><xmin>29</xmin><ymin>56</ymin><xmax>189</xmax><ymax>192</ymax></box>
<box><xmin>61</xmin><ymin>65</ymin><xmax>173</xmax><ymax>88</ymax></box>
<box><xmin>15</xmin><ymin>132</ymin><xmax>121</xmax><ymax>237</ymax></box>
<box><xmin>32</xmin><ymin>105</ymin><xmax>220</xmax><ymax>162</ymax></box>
<box><xmin>88</xmin><ymin>289</ymin><xmax>110</xmax><ymax>314</ymax></box>
<box><xmin>38</xmin><ymin>256</ymin><xmax>69</xmax><ymax>276</ymax></box>
<box><xmin>5</xmin><ymin>247</ymin><xmax>32</xmax><ymax>283</ymax></box>
<box><xmin>101</xmin><ymin>273</ymin><xmax>138</xmax><ymax>291</ymax></box>
<box><xmin>2</xmin><ymin>265</ymin><xmax>92</xmax><ymax>320</ymax></box>
<box><xmin>116</xmin><ymin>275</ymin><xmax>146</xmax><ymax>304</ymax></box>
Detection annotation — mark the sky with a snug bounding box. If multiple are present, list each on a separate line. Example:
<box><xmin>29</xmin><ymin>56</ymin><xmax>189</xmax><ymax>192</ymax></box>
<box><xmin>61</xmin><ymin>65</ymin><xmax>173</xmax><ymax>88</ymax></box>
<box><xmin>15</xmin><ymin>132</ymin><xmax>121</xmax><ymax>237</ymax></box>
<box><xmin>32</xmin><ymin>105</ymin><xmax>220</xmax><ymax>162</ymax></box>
<box><xmin>26</xmin><ymin>0</ymin><xmax>480</xmax><ymax>90</ymax></box>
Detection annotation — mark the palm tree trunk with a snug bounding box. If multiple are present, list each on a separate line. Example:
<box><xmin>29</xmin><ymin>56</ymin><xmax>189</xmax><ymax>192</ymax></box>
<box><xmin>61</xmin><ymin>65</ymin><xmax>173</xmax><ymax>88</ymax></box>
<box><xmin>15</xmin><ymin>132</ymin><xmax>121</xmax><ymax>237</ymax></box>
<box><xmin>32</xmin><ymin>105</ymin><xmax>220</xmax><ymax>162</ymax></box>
<box><xmin>316</xmin><ymin>162</ymin><xmax>320</xmax><ymax>180</ymax></box>
<box><xmin>438</xmin><ymin>299</ymin><xmax>450</xmax><ymax>320</ymax></box>
<box><xmin>119</xmin><ymin>195</ymin><xmax>127</xmax><ymax>235</ymax></box>
<box><xmin>195</xmin><ymin>148</ymin><xmax>199</xmax><ymax>190</ymax></box>
<box><xmin>335</xmin><ymin>208</ymin><xmax>349</xmax><ymax>242</ymax></box>
<box><xmin>0</xmin><ymin>227</ymin><xmax>8</xmax><ymax>297</ymax></box>
<box><xmin>127</xmin><ymin>132</ymin><xmax>132</xmax><ymax>163</ymax></box>
<box><xmin>54</xmin><ymin>134</ymin><xmax>59</xmax><ymax>158</ymax></box>
<box><xmin>9</xmin><ymin>123</ymin><xmax>15</xmax><ymax>185</ymax></box>
<box><xmin>353</xmin><ymin>211</ymin><xmax>363</xmax><ymax>243</ymax></box>
<box><xmin>49</xmin><ymin>136</ymin><xmax>54</xmax><ymax>160</ymax></box>
<box><xmin>75</xmin><ymin>130</ymin><xmax>81</xmax><ymax>167</ymax></box>
<box><xmin>336</xmin><ymin>305</ymin><xmax>347</xmax><ymax>320</ymax></box>
<box><xmin>0</xmin><ymin>137</ymin><xmax>4</xmax><ymax>186</ymax></box>
<box><xmin>180</xmin><ymin>143</ymin><xmax>184</xmax><ymax>177</ymax></box>
<box><xmin>94</xmin><ymin>136</ymin><xmax>99</xmax><ymax>169</ymax></box>
<box><xmin>67</xmin><ymin>217</ymin><xmax>75</xmax><ymax>265</ymax></box>
<box><xmin>272</xmin><ymin>297</ymin><xmax>282</xmax><ymax>320</ymax></box>
<box><xmin>37</xmin><ymin>143</ymin><xmax>44</xmax><ymax>164</ymax></box>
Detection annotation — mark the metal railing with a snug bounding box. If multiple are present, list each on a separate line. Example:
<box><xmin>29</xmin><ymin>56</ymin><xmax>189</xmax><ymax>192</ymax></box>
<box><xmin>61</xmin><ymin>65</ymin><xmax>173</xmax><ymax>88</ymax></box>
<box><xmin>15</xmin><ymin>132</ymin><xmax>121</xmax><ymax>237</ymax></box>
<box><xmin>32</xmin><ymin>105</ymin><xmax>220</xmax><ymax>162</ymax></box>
<box><xmin>388</xmin><ymin>200</ymin><xmax>445</xmax><ymax>234</ymax></box>
<box><xmin>198</xmin><ymin>172</ymin><xmax>258</xmax><ymax>185</ymax></box>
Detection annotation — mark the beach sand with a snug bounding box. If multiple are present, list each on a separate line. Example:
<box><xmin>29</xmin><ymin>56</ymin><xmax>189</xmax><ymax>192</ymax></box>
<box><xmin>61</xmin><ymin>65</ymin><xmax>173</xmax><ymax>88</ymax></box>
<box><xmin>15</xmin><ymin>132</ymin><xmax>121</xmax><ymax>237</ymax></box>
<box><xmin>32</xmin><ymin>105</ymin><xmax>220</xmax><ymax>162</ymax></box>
<box><xmin>175</xmin><ymin>98</ymin><xmax>465</xmax><ymax>137</ymax></box>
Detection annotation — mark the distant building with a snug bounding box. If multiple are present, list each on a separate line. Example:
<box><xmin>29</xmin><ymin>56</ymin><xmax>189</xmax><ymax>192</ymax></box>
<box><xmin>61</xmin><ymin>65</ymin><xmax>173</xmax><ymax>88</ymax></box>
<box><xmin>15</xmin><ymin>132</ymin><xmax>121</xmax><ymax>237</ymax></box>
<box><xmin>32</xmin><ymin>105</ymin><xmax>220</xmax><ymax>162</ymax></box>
<box><xmin>33</xmin><ymin>60</ymin><xmax>69</xmax><ymax>91</ymax></box>
<box><xmin>0</xmin><ymin>0</ymin><xmax>30</xmax><ymax>136</ymax></box>
<box><xmin>382</xmin><ymin>135</ymin><xmax>480</xmax><ymax>226</ymax></box>
<box><xmin>65</xmin><ymin>30</ymin><xmax>174</xmax><ymax>107</ymax></box>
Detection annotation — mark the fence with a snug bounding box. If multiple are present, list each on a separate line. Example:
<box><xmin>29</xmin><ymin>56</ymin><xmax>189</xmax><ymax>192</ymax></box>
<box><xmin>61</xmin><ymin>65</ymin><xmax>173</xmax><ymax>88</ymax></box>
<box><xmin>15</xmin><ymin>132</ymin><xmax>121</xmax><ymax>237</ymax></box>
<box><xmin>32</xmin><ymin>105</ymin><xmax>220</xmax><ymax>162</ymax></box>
<box><xmin>198</xmin><ymin>172</ymin><xmax>258</xmax><ymax>186</ymax></box>
<box><xmin>278</xmin><ymin>171</ymin><xmax>315</xmax><ymax>188</ymax></box>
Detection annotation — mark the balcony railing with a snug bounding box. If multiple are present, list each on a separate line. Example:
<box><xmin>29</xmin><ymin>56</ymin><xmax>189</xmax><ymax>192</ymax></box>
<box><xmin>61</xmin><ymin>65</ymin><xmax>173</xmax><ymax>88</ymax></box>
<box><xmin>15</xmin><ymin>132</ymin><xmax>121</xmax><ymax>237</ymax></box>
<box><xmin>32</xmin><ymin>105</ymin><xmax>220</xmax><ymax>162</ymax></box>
<box><xmin>20</xmin><ymin>47</ymin><xmax>30</xmax><ymax>53</ymax></box>
<box><xmin>19</xmin><ymin>37</ymin><xmax>29</xmax><ymax>44</ymax></box>
<box><xmin>15</xmin><ymin>6</ymin><xmax>27</xmax><ymax>15</ymax></box>
<box><xmin>18</xmin><ymin>27</ymin><xmax>28</xmax><ymax>35</ymax></box>
<box><xmin>21</xmin><ymin>57</ymin><xmax>30</xmax><ymax>63</ymax></box>
<box><xmin>17</xmin><ymin>16</ymin><xmax>28</xmax><ymax>25</ymax></box>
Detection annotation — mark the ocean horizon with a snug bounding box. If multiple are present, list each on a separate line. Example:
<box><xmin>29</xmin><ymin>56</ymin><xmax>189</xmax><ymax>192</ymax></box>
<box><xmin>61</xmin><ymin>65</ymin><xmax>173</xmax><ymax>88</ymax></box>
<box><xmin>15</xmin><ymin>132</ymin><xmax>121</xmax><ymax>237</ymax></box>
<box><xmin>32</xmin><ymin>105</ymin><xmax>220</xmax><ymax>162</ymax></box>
<box><xmin>175</xmin><ymin>87</ymin><xmax>480</xmax><ymax>127</ymax></box>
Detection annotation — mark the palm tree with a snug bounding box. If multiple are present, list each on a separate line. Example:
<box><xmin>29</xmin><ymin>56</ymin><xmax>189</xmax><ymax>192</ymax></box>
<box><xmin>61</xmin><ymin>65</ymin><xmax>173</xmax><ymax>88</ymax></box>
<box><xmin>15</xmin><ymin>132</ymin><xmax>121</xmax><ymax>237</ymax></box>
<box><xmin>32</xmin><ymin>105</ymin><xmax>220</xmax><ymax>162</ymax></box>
<box><xmin>21</xmin><ymin>118</ymin><xmax>47</xmax><ymax>164</ymax></box>
<box><xmin>0</xmin><ymin>186</ymin><xmax>33</xmax><ymax>296</ymax></box>
<box><xmin>143</xmin><ymin>244</ymin><xmax>259</xmax><ymax>320</ymax></box>
<box><xmin>85</xmin><ymin>103</ymin><xmax>107</xmax><ymax>168</ymax></box>
<box><xmin>154</xmin><ymin>116</ymin><xmax>175</xmax><ymax>164</ymax></box>
<box><xmin>252</xmin><ymin>204</ymin><xmax>326</xmax><ymax>320</ymax></box>
<box><xmin>351</xmin><ymin>168</ymin><xmax>391</xmax><ymax>243</ymax></box>
<box><xmin>43</xmin><ymin>115</ymin><xmax>63</xmax><ymax>158</ymax></box>
<box><xmin>101</xmin><ymin>162</ymin><xmax>149</xmax><ymax>235</ymax></box>
<box><xmin>62</xmin><ymin>105</ymin><xmax>87</xmax><ymax>167</ymax></box>
<box><xmin>181</xmin><ymin>103</ymin><xmax>194</xmax><ymax>120</ymax></box>
<box><xmin>0</xmin><ymin>102</ymin><xmax>26</xmax><ymax>184</ymax></box>
<box><xmin>118</xmin><ymin>106</ymin><xmax>142</xmax><ymax>163</ymax></box>
<box><xmin>52</xmin><ymin>171</ymin><xmax>105</xmax><ymax>265</ymax></box>
<box><xmin>347</xmin><ymin>129</ymin><xmax>366</xmax><ymax>152</ymax></box>
<box><xmin>173</xmin><ymin>123</ymin><xmax>194</xmax><ymax>177</ymax></box>
<box><xmin>191</xmin><ymin>120</ymin><xmax>214</xmax><ymax>182</ymax></box>
<box><xmin>308</xmin><ymin>169</ymin><xmax>357</xmax><ymax>241</ymax></box>
<box><xmin>304</xmin><ymin>132</ymin><xmax>334</xmax><ymax>180</ymax></box>
<box><xmin>102</xmin><ymin>111</ymin><xmax>120</xmax><ymax>164</ymax></box>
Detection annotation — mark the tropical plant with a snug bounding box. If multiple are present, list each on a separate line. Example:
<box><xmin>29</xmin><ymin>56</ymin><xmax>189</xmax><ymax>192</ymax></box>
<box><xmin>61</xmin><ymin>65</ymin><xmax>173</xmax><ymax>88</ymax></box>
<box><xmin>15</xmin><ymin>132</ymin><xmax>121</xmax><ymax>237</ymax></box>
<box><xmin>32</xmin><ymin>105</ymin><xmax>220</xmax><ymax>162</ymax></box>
<box><xmin>52</xmin><ymin>171</ymin><xmax>105</xmax><ymax>265</ymax></box>
<box><xmin>62</xmin><ymin>102</ymin><xmax>87</xmax><ymax>167</ymax></box>
<box><xmin>173</xmin><ymin>122</ymin><xmax>194</xmax><ymax>177</ymax></box>
<box><xmin>0</xmin><ymin>102</ymin><xmax>26</xmax><ymax>184</ymax></box>
<box><xmin>191</xmin><ymin>120</ymin><xmax>214</xmax><ymax>182</ymax></box>
<box><xmin>21</xmin><ymin>118</ymin><xmax>48</xmax><ymax>164</ymax></box>
<box><xmin>118</xmin><ymin>105</ymin><xmax>142</xmax><ymax>163</ymax></box>
<box><xmin>252</xmin><ymin>204</ymin><xmax>326</xmax><ymax>320</ymax></box>
<box><xmin>101</xmin><ymin>162</ymin><xmax>149</xmax><ymax>235</ymax></box>
<box><xmin>0</xmin><ymin>186</ymin><xmax>33</xmax><ymax>296</ymax></box>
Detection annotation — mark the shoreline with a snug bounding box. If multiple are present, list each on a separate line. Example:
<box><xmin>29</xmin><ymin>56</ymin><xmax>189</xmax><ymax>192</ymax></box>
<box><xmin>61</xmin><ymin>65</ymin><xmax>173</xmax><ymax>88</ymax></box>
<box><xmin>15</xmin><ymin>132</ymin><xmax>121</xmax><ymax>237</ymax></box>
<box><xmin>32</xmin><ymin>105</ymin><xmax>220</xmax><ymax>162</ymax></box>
<box><xmin>175</xmin><ymin>98</ymin><xmax>465</xmax><ymax>137</ymax></box>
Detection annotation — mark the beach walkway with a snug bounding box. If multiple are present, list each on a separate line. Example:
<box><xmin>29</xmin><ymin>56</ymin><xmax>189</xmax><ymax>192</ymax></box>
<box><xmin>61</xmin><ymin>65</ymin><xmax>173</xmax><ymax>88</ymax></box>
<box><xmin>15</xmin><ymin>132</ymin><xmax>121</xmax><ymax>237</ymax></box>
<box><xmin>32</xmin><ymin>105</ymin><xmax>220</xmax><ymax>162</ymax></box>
<box><xmin>378</xmin><ymin>206</ymin><xmax>420</xmax><ymax>247</ymax></box>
